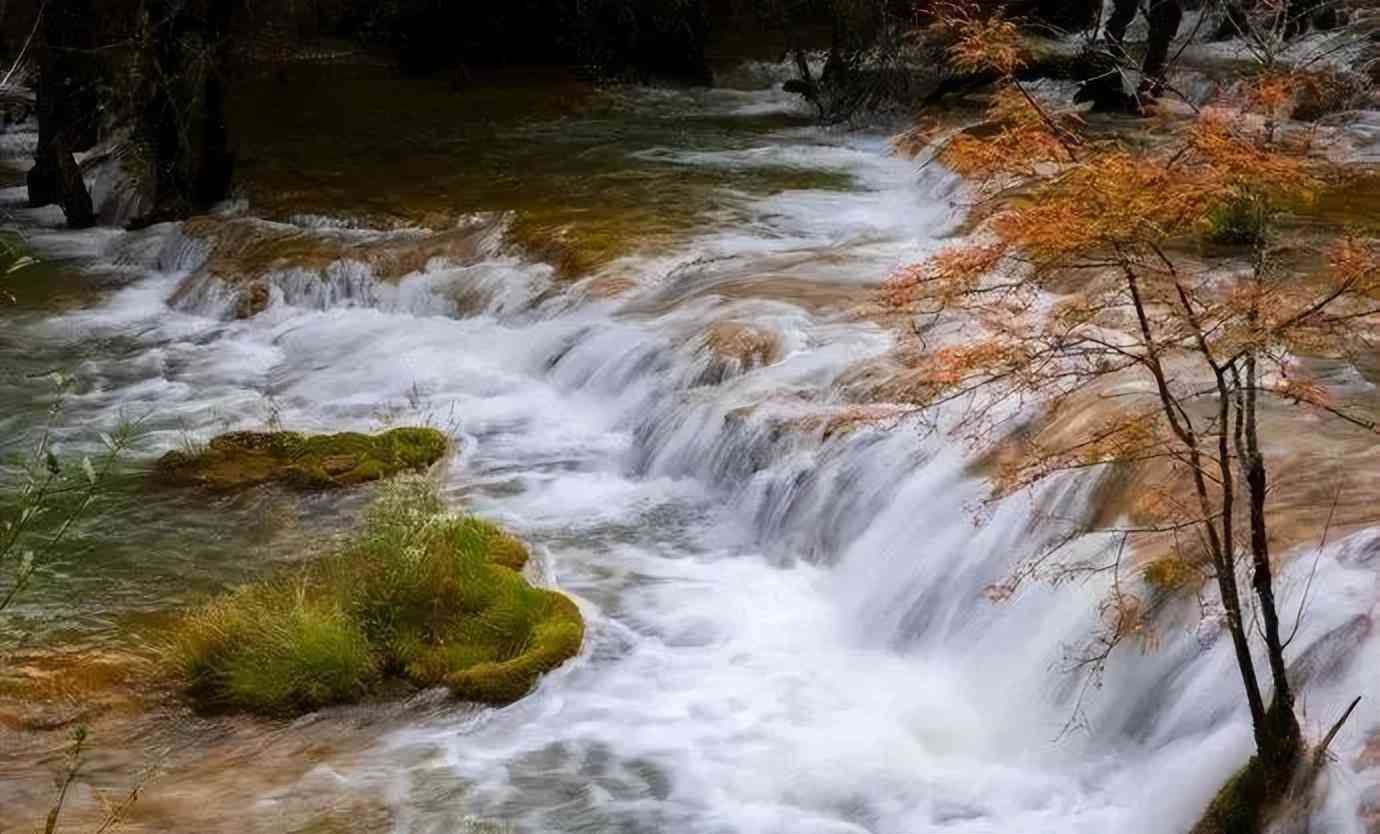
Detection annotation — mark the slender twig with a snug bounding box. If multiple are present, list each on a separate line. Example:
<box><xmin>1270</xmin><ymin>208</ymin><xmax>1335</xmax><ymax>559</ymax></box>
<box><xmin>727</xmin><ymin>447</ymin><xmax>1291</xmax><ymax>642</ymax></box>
<box><xmin>44</xmin><ymin>729</ymin><xmax>86</xmax><ymax>834</ymax></box>
<box><xmin>1282</xmin><ymin>487</ymin><xmax>1340</xmax><ymax>649</ymax></box>
<box><xmin>0</xmin><ymin>0</ymin><xmax>47</xmax><ymax>94</ymax></box>
<box><xmin>1314</xmin><ymin>695</ymin><xmax>1361</xmax><ymax>766</ymax></box>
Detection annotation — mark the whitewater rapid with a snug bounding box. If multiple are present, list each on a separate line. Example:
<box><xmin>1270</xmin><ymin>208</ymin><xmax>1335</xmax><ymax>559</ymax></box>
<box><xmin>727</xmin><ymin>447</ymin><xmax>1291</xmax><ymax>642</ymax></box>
<box><xmin>2</xmin><ymin>72</ymin><xmax>1378</xmax><ymax>834</ymax></box>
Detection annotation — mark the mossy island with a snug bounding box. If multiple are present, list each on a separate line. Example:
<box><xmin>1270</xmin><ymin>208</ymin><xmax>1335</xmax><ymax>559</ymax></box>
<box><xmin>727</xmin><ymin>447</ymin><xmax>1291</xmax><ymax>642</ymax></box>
<box><xmin>156</xmin><ymin>427</ymin><xmax>449</xmax><ymax>491</ymax></box>
<box><xmin>168</xmin><ymin>477</ymin><xmax>585</xmax><ymax>714</ymax></box>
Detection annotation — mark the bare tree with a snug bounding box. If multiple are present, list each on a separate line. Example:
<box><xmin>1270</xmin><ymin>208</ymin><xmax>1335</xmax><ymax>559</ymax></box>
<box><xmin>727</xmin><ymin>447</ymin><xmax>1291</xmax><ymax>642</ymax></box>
<box><xmin>887</xmin><ymin>8</ymin><xmax>1374</xmax><ymax>828</ymax></box>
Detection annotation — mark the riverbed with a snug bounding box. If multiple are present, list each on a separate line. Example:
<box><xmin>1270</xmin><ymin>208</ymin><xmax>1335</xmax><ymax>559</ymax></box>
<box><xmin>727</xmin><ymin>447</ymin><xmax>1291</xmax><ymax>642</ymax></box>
<box><xmin>1</xmin><ymin>61</ymin><xmax>1378</xmax><ymax>834</ymax></box>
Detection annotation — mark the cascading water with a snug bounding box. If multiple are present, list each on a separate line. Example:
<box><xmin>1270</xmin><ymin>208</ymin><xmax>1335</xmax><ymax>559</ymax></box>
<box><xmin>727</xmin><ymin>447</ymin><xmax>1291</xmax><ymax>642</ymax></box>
<box><xmin>1</xmin><ymin>65</ymin><xmax>1377</xmax><ymax>834</ymax></box>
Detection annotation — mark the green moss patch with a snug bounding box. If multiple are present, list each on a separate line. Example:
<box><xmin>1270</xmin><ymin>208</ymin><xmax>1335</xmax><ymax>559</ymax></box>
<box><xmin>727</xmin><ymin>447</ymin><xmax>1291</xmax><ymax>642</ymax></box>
<box><xmin>1192</xmin><ymin>757</ymin><xmax>1274</xmax><ymax>834</ymax></box>
<box><xmin>1191</xmin><ymin>748</ymin><xmax>1304</xmax><ymax>834</ymax></box>
<box><xmin>169</xmin><ymin>477</ymin><xmax>582</xmax><ymax>714</ymax></box>
<box><xmin>155</xmin><ymin>427</ymin><xmax>449</xmax><ymax>491</ymax></box>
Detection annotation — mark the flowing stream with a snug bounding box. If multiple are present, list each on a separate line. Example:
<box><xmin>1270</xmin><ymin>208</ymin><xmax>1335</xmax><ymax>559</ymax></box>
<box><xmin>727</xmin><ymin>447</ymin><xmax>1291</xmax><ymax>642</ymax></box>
<box><xmin>1</xmin><ymin>63</ymin><xmax>1378</xmax><ymax>834</ymax></box>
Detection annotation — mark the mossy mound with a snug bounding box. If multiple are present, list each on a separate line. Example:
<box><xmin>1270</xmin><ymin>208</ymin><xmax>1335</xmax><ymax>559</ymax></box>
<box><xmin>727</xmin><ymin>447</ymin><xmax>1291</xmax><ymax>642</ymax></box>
<box><xmin>155</xmin><ymin>427</ymin><xmax>448</xmax><ymax>491</ymax></box>
<box><xmin>169</xmin><ymin>477</ymin><xmax>582</xmax><ymax>714</ymax></box>
<box><xmin>1191</xmin><ymin>751</ymin><xmax>1303</xmax><ymax>834</ymax></box>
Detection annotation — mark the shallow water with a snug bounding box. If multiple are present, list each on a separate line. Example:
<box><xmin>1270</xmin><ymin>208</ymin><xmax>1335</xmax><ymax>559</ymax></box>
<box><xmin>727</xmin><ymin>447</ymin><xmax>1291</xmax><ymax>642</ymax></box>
<box><xmin>1</xmin><ymin>65</ymin><xmax>1379</xmax><ymax>834</ymax></box>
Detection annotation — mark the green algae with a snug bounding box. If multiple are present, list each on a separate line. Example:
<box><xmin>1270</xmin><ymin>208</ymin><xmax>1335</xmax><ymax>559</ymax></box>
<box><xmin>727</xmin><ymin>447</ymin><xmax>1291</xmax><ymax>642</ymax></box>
<box><xmin>1305</xmin><ymin>171</ymin><xmax>1380</xmax><ymax>235</ymax></box>
<box><xmin>155</xmin><ymin>427</ymin><xmax>449</xmax><ymax>492</ymax></box>
<box><xmin>169</xmin><ymin>477</ymin><xmax>583</xmax><ymax>714</ymax></box>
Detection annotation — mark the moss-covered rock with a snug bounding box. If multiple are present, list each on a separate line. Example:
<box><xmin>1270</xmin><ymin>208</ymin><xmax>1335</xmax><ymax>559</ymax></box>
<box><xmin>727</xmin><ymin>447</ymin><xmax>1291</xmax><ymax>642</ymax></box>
<box><xmin>168</xmin><ymin>477</ymin><xmax>582</xmax><ymax>714</ymax></box>
<box><xmin>443</xmin><ymin>591</ymin><xmax>584</xmax><ymax>703</ymax></box>
<box><xmin>1192</xmin><ymin>757</ymin><xmax>1276</xmax><ymax>834</ymax></box>
<box><xmin>155</xmin><ymin>427</ymin><xmax>448</xmax><ymax>492</ymax></box>
<box><xmin>1192</xmin><ymin>746</ymin><xmax>1304</xmax><ymax>834</ymax></box>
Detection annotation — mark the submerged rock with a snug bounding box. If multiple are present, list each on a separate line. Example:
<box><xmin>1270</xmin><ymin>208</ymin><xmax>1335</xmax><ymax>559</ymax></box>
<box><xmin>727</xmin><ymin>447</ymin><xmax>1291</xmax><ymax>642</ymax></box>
<box><xmin>166</xmin><ymin>213</ymin><xmax>507</xmax><ymax>319</ymax></box>
<box><xmin>155</xmin><ymin>427</ymin><xmax>449</xmax><ymax>491</ymax></box>
<box><xmin>1287</xmin><ymin>614</ymin><xmax>1373</xmax><ymax>688</ymax></box>
<box><xmin>694</xmin><ymin>320</ymin><xmax>783</xmax><ymax>384</ymax></box>
<box><xmin>0</xmin><ymin>647</ymin><xmax>149</xmax><ymax>732</ymax></box>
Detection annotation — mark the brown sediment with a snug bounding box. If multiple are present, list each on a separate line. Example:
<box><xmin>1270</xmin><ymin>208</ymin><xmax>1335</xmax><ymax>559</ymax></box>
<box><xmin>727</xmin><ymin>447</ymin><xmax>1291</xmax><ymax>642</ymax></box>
<box><xmin>0</xmin><ymin>647</ymin><xmax>152</xmax><ymax>733</ymax></box>
<box><xmin>0</xmin><ymin>693</ymin><xmax>414</xmax><ymax>834</ymax></box>
<box><xmin>580</xmin><ymin>273</ymin><xmax>640</xmax><ymax>299</ymax></box>
<box><xmin>1357</xmin><ymin>730</ymin><xmax>1380</xmax><ymax>773</ymax></box>
<box><xmin>502</xmin><ymin>216</ymin><xmax>645</xmax><ymax>281</ymax></box>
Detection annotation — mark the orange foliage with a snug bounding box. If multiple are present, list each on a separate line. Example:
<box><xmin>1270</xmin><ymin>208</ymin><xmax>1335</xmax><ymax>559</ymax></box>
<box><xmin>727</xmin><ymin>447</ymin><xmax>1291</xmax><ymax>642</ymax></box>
<box><xmin>1185</xmin><ymin>112</ymin><xmax>1319</xmax><ymax>201</ymax></box>
<box><xmin>882</xmin><ymin>17</ymin><xmax>1380</xmax><ymax>709</ymax></box>
<box><xmin>1274</xmin><ymin>372</ymin><xmax>1332</xmax><ymax>408</ymax></box>
<box><xmin>880</xmin><ymin>68</ymin><xmax>1380</xmax><ymax>527</ymax></box>
<box><xmin>1239</xmin><ymin>72</ymin><xmax>1301</xmax><ymax>118</ymax></box>
<box><xmin>884</xmin><ymin>242</ymin><xmax>1008</xmax><ymax>306</ymax></box>
<box><xmin>938</xmin><ymin>89</ymin><xmax>1072</xmax><ymax>179</ymax></box>
<box><xmin>937</xmin><ymin>4</ymin><xmax>1027</xmax><ymax>76</ymax></box>
<box><xmin>1328</xmin><ymin>237</ymin><xmax>1380</xmax><ymax>297</ymax></box>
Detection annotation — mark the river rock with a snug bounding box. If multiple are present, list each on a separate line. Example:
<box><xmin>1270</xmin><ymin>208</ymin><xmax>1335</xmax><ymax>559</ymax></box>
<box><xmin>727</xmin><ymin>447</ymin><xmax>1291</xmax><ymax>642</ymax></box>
<box><xmin>167</xmin><ymin>213</ymin><xmax>506</xmax><ymax>319</ymax></box>
<box><xmin>695</xmin><ymin>320</ymin><xmax>783</xmax><ymax>384</ymax></box>
<box><xmin>1287</xmin><ymin>613</ymin><xmax>1373</xmax><ymax>688</ymax></box>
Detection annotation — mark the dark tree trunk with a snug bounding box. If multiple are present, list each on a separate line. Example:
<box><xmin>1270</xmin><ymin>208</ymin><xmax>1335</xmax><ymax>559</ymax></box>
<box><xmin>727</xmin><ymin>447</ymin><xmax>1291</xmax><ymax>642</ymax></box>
<box><xmin>136</xmin><ymin>0</ymin><xmax>236</xmax><ymax>225</ymax></box>
<box><xmin>1097</xmin><ymin>0</ymin><xmax>1181</xmax><ymax>105</ymax></box>
<box><xmin>1282</xmin><ymin>0</ymin><xmax>1317</xmax><ymax>38</ymax></box>
<box><xmin>56</xmin><ymin>137</ymin><xmax>94</xmax><ymax>227</ymax></box>
<box><xmin>1141</xmin><ymin>0</ymin><xmax>1181</xmax><ymax>82</ymax></box>
<box><xmin>27</xmin><ymin>0</ymin><xmax>99</xmax><ymax>228</ymax></box>
<box><xmin>1241</xmin><ymin>355</ymin><xmax>1303</xmax><ymax>770</ymax></box>
<box><xmin>26</xmin><ymin>111</ymin><xmax>60</xmax><ymax>208</ymax></box>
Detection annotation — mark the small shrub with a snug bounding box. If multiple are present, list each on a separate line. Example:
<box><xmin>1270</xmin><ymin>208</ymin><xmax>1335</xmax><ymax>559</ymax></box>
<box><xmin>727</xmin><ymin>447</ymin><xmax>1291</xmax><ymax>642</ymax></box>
<box><xmin>1142</xmin><ymin>555</ymin><xmax>1199</xmax><ymax>595</ymax></box>
<box><xmin>168</xmin><ymin>476</ymin><xmax>581</xmax><ymax>714</ymax></box>
<box><xmin>1205</xmin><ymin>195</ymin><xmax>1269</xmax><ymax>246</ymax></box>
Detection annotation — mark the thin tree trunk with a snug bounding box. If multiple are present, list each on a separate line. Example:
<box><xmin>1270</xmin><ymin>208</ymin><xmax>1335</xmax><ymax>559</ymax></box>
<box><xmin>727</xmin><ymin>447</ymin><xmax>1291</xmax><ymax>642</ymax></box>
<box><xmin>1124</xmin><ymin>267</ymin><xmax>1270</xmax><ymax>742</ymax></box>
<box><xmin>1241</xmin><ymin>352</ymin><xmax>1302</xmax><ymax>766</ymax></box>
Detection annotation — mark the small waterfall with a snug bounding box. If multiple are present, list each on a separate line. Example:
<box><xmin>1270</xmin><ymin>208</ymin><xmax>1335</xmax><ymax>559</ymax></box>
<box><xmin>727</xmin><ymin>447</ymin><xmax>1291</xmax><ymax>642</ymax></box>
<box><xmin>2</xmin><ymin>72</ymin><xmax>1377</xmax><ymax>834</ymax></box>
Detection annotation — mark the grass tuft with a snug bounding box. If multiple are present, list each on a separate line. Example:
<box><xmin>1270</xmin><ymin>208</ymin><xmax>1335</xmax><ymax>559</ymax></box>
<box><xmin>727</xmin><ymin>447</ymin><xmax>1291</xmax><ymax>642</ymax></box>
<box><xmin>169</xmin><ymin>476</ymin><xmax>579</xmax><ymax>714</ymax></box>
<box><xmin>174</xmin><ymin>581</ymin><xmax>377</xmax><ymax>713</ymax></box>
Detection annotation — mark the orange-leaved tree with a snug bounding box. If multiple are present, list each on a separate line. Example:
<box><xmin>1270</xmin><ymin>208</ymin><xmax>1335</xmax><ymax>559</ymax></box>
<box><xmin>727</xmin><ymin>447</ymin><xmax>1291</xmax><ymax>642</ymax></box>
<box><xmin>888</xmin><ymin>5</ymin><xmax>1377</xmax><ymax>830</ymax></box>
